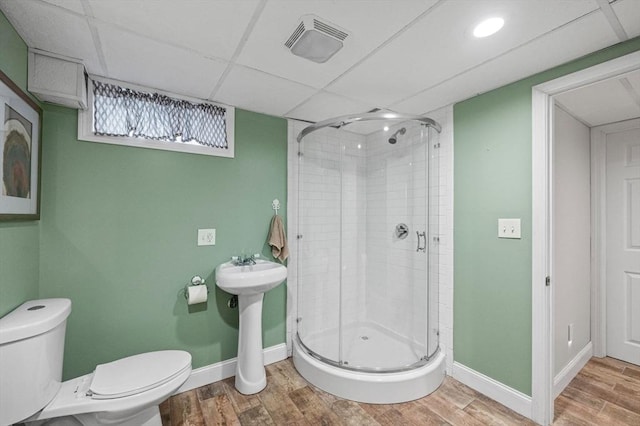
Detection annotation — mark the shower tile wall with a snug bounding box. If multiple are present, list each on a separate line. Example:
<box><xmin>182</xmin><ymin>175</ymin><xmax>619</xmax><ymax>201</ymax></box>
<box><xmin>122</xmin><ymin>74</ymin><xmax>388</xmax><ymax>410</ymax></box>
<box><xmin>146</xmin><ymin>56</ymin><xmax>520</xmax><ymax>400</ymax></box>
<box><xmin>287</xmin><ymin>105</ymin><xmax>453</xmax><ymax>371</ymax></box>
<box><xmin>364</xmin><ymin>125</ymin><xmax>429</xmax><ymax>351</ymax></box>
<box><xmin>341</xmin><ymin>132</ymin><xmax>368</xmax><ymax>345</ymax></box>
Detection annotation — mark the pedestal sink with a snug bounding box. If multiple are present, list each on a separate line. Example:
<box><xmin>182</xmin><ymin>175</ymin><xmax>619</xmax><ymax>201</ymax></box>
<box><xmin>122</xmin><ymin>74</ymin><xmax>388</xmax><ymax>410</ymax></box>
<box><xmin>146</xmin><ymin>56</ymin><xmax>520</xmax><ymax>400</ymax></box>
<box><xmin>215</xmin><ymin>259</ymin><xmax>287</xmax><ymax>394</ymax></box>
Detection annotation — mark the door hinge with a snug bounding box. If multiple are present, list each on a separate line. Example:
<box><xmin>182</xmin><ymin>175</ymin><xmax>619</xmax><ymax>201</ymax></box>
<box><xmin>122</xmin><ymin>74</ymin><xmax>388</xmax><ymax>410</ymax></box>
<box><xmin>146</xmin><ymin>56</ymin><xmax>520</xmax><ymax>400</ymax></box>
<box><xmin>545</xmin><ymin>276</ymin><xmax>551</xmax><ymax>287</ymax></box>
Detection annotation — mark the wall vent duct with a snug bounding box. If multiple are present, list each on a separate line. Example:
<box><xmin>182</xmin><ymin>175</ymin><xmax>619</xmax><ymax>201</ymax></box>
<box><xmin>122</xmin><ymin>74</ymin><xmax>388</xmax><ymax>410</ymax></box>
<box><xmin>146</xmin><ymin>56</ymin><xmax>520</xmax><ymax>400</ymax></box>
<box><xmin>285</xmin><ymin>15</ymin><xmax>349</xmax><ymax>63</ymax></box>
<box><xmin>28</xmin><ymin>48</ymin><xmax>87</xmax><ymax>109</ymax></box>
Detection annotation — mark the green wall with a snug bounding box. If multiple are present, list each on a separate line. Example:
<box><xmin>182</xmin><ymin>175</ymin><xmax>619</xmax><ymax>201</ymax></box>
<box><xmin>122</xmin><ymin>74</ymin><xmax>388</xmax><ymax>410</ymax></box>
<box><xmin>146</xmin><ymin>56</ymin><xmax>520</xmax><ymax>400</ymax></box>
<box><xmin>454</xmin><ymin>37</ymin><xmax>640</xmax><ymax>395</ymax></box>
<box><xmin>1</xmin><ymin>9</ymin><xmax>287</xmax><ymax>379</ymax></box>
<box><xmin>39</xmin><ymin>106</ymin><xmax>287</xmax><ymax>379</ymax></box>
<box><xmin>0</xmin><ymin>11</ymin><xmax>40</xmax><ymax>316</ymax></box>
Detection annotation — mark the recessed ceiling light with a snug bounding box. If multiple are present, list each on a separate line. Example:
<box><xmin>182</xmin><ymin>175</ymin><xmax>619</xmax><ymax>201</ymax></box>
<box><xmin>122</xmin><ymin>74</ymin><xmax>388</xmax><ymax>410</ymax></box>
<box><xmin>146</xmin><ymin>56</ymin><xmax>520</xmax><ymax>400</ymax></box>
<box><xmin>383</xmin><ymin>126</ymin><xmax>389</xmax><ymax>131</ymax></box>
<box><xmin>473</xmin><ymin>17</ymin><xmax>504</xmax><ymax>38</ymax></box>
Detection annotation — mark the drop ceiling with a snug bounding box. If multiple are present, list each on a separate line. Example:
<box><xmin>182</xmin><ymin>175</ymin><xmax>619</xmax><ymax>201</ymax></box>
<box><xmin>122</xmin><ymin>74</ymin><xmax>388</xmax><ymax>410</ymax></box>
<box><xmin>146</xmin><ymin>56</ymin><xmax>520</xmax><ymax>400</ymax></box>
<box><xmin>1</xmin><ymin>0</ymin><xmax>638</xmax><ymax>123</ymax></box>
<box><xmin>555</xmin><ymin>68</ymin><xmax>640</xmax><ymax>126</ymax></box>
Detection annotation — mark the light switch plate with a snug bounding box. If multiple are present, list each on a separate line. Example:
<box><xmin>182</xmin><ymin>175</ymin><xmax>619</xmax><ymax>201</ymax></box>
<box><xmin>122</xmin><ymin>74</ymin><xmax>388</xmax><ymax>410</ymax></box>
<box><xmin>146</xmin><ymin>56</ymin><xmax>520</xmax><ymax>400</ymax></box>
<box><xmin>197</xmin><ymin>229</ymin><xmax>216</xmax><ymax>246</ymax></box>
<box><xmin>498</xmin><ymin>218</ymin><xmax>521</xmax><ymax>239</ymax></box>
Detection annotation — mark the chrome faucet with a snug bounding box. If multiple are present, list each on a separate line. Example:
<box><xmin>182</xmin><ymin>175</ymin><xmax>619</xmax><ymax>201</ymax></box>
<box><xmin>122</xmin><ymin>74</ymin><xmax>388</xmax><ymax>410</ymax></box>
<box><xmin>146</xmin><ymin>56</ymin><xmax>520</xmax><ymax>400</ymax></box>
<box><xmin>231</xmin><ymin>254</ymin><xmax>259</xmax><ymax>266</ymax></box>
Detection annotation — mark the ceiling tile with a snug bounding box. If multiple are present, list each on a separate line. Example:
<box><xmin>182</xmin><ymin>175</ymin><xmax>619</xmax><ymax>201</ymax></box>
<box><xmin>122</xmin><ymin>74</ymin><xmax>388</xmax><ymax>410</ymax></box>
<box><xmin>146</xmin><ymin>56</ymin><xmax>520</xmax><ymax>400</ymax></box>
<box><xmin>612</xmin><ymin>0</ymin><xmax>640</xmax><ymax>38</ymax></box>
<box><xmin>328</xmin><ymin>0</ymin><xmax>599</xmax><ymax>107</ymax></box>
<box><xmin>0</xmin><ymin>0</ymin><xmax>101</xmax><ymax>72</ymax></box>
<box><xmin>96</xmin><ymin>22</ymin><xmax>227</xmax><ymax>99</ymax></box>
<box><xmin>236</xmin><ymin>0</ymin><xmax>439</xmax><ymax>89</ymax></box>
<box><xmin>88</xmin><ymin>0</ymin><xmax>260</xmax><ymax>60</ymax></box>
<box><xmin>340</xmin><ymin>121</ymin><xmax>390</xmax><ymax>136</ymax></box>
<box><xmin>555</xmin><ymin>76</ymin><xmax>640</xmax><ymax>126</ymax></box>
<box><xmin>213</xmin><ymin>65</ymin><xmax>317</xmax><ymax>116</ymax></box>
<box><xmin>286</xmin><ymin>91</ymin><xmax>375</xmax><ymax>122</ymax></box>
<box><xmin>0</xmin><ymin>0</ymin><xmax>631</xmax><ymax>122</ymax></box>
<box><xmin>41</xmin><ymin>0</ymin><xmax>85</xmax><ymax>15</ymax></box>
<box><xmin>393</xmin><ymin>10</ymin><xmax>619</xmax><ymax>115</ymax></box>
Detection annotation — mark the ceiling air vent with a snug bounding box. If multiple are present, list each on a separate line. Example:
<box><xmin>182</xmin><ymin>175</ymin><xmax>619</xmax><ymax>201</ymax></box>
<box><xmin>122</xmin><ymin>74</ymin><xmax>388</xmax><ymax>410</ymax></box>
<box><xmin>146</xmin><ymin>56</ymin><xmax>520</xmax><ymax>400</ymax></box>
<box><xmin>285</xmin><ymin>15</ymin><xmax>349</xmax><ymax>63</ymax></box>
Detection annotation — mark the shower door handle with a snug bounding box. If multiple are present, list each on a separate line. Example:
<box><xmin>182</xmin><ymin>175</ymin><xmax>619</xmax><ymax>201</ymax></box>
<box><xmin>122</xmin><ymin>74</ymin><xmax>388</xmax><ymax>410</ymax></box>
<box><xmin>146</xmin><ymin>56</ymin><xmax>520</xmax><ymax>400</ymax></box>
<box><xmin>416</xmin><ymin>231</ymin><xmax>426</xmax><ymax>252</ymax></box>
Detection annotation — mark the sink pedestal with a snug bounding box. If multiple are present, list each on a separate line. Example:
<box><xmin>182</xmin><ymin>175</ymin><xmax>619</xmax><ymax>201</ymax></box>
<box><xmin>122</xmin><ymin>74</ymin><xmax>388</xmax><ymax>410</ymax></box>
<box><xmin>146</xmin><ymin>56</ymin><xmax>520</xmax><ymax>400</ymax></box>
<box><xmin>215</xmin><ymin>259</ymin><xmax>287</xmax><ymax>395</ymax></box>
<box><xmin>235</xmin><ymin>293</ymin><xmax>266</xmax><ymax>394</ymax></box>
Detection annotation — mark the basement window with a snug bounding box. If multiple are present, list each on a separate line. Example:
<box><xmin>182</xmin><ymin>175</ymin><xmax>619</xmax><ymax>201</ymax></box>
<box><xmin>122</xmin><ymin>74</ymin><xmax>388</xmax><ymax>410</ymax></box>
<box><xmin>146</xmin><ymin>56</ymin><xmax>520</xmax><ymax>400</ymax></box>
<box><xmin>78</xmin><ymin>77</ymin><xmax>234</xmax><ymax>157</ymax></box>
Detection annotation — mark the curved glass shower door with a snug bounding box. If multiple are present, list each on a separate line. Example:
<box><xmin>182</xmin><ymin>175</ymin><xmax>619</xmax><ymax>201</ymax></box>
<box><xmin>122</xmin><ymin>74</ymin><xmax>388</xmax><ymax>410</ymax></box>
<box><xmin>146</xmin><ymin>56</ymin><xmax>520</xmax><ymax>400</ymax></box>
<box><xmin>296</xmin><ymin>124</ymin><xmax>342</xmax><ymax>363</ymax></box>
<box><xmin>297</xmin><ymin>117</ymin><xmax>439</xmax><ymax>372</ymax></box>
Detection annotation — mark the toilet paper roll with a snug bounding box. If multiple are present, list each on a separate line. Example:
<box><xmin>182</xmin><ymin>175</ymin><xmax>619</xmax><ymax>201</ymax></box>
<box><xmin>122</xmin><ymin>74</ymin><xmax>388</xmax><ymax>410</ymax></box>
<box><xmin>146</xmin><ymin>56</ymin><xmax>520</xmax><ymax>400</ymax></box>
<box><xmin>187</xmin><ymin>285</ymin><xmax>208</xmax><ymax>305</ymax></box>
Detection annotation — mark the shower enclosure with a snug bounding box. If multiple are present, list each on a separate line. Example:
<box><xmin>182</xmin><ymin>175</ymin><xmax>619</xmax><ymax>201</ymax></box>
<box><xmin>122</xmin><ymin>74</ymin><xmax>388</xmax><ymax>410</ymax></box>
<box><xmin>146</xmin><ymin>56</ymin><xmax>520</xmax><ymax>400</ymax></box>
<box><xmin>292</xmin><ymin>112</ymin><xmax>445</xmax><ymax>403</ymax></box>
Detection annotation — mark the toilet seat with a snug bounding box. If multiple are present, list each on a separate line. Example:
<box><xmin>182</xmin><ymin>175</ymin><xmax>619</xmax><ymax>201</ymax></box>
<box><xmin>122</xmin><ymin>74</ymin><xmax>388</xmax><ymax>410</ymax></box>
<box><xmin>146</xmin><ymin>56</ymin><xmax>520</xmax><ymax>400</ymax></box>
<box><xmin>89</xmin><ymin>350</ymin><xmax>191</xmax><ymax>399</ymax></box>
<box><xmin>28</xmin><ymin>350</ymin><xmax>192</xmax><ymax>423</ymax></box>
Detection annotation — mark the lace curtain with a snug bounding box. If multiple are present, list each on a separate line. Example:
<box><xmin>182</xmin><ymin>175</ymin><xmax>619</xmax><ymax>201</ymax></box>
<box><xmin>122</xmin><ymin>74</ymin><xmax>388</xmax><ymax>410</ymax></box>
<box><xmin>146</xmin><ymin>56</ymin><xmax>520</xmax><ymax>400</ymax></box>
<box><xmin>92</xmin><ymin>80</ymin><xmax>228</xmax><ymax>149</ymax></box>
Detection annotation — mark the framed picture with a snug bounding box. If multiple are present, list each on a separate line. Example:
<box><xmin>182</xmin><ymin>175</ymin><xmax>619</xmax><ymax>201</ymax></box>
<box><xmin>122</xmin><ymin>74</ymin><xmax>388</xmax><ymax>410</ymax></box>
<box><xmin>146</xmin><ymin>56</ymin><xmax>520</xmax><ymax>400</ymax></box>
<box><xmin>0</xmin><ymin>68</ymin><xmax>42</xmax><ymax>220</ymax></box>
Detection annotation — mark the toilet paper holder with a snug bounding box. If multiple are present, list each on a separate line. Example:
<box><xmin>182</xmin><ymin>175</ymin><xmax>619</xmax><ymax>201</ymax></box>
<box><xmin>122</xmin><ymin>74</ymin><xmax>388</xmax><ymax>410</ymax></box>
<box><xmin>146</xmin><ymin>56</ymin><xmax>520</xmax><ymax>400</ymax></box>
<box><xmin>183</xmin><ymin>275</ymin><xmax>209</xmax><ymax>300</ymax></box>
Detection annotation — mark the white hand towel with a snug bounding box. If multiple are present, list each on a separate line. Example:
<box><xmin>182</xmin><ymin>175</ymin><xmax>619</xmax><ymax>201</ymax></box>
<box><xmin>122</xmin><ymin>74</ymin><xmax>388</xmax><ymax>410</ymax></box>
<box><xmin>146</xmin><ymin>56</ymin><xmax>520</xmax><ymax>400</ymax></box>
<box><xmin>268</xmin><ymin>214</ymin><xmax>289</xmax><ymax>262</ymax></box>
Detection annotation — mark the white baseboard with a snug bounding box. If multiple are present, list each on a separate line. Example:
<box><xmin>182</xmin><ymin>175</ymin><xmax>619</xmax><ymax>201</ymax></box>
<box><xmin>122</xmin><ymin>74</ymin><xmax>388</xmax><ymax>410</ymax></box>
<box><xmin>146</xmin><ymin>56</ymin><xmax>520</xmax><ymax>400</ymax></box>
<box><xmin>553</xmin><ymin>342</ymin><xmax>592</xmax><ymax>398</ymax></box>
<box><xmin>175</xmin><ymin>343</ymin><xmax>288</xmax><ymax>394</ymax></box>
<box><xmin>451</xmin><ymin>361</ymin><xmax>532</xmax><ymax>420</ymax></box>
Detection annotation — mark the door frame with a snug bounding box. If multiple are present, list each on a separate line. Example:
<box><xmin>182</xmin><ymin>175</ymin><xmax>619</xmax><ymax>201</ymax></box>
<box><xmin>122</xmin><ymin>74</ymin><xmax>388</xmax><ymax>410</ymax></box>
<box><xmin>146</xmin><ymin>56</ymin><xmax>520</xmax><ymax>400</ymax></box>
<box><xmin>531</xmin><ymin>50</ymin><xmax>640</xmax><ymax>425</ymax></box>
<box><xmin>592</xmin><ymin>118</ymin><xmax>640</xmax><ymax>358</ymax></box>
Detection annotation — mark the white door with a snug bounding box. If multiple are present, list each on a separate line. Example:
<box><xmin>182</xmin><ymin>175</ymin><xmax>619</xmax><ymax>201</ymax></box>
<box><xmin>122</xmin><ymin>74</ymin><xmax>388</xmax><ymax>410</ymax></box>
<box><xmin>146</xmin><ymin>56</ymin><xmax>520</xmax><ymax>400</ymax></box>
<box><xmin>606</xmin><ymin>122</ymin><xmax>640</xmax><ymax>365</ymax></box>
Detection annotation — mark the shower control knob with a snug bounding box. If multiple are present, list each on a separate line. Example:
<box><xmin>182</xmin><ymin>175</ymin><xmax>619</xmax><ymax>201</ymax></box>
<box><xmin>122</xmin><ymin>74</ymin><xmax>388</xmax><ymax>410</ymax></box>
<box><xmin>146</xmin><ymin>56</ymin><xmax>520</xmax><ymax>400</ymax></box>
<box><xmin>395</xmin><ymin>223</ymin><xmax>409</xmax><ymax>239</ymax></box>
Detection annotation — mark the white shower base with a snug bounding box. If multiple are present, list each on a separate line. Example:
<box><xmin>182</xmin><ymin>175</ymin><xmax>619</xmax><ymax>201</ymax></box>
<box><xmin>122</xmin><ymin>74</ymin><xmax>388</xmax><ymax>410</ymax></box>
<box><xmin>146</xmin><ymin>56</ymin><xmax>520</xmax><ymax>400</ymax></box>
<box><xmin>300</xmin><ymin>322</ymin><xmax>423</xmax><ymax>369</ymax></box>
<box><xmin>292</xmin><ymin>323</ymin><xmax>445</xmax><ymax>403</ymax></box>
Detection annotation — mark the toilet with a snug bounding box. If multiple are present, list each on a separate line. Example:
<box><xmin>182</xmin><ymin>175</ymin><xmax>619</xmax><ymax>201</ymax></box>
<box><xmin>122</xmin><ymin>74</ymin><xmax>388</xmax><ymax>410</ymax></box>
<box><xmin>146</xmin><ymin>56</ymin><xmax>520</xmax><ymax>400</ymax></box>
<box><xmin>0</xmin><ymin>299</ymin><xmax>192</xmax><ymax>426</ymax></box>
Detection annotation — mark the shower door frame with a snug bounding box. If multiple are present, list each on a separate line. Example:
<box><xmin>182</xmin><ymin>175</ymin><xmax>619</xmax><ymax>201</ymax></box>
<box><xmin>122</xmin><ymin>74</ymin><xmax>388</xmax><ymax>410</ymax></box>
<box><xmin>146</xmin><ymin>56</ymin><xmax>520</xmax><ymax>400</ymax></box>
<box><xmin>293</xmin><ymin>113</ymin><xmax>442</xmax><ymax>374</ymax></box>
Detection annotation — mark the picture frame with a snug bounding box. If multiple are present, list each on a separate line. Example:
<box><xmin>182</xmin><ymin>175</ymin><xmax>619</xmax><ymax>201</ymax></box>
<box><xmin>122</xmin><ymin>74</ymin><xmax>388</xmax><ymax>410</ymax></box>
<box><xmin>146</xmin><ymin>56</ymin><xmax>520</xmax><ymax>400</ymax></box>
<box><xmin>0</xmin><ymin>68</ymin><xmax>42</xmax><ymax>221</ymax></box>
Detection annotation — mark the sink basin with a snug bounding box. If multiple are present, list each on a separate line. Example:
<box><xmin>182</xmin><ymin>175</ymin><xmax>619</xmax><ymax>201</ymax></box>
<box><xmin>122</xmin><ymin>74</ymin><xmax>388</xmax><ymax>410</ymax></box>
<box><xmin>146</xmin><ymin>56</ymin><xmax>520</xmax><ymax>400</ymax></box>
<box><xmin>215</xmin><ymin>258</ymin><xmax>287</xmax><ymax>395</ymax></box>
<box><xmin>215</xmin><ymin>259</ymin><xmax>287</xmax><ymax>295</ymax></box>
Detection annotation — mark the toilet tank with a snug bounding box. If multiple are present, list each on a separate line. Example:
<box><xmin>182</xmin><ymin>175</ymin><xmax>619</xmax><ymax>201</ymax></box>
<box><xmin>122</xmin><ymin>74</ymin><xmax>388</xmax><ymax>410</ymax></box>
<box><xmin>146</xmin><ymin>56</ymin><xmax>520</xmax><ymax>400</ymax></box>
<box><xmin>0</xmin><ymin>298</ymin><xmax>71</xmax><ymax>425</ymax></box>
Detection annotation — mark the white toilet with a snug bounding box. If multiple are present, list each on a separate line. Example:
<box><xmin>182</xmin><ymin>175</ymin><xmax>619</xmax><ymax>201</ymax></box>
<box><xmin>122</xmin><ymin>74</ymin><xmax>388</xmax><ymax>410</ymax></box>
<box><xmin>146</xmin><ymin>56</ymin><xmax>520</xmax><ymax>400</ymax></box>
<box><xmin>0</xmin><ymin>299</ymin><xmax>192</xmax><ymax>426</ymax></box>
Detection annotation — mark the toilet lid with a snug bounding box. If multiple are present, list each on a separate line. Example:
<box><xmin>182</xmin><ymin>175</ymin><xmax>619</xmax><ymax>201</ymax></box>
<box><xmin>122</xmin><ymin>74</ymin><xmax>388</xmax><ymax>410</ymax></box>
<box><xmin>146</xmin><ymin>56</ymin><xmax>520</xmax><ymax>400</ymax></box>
<box><xmin>89</xmin><ymin>350</ymin><xmax>191</xmax><ymax>399</ymax></box>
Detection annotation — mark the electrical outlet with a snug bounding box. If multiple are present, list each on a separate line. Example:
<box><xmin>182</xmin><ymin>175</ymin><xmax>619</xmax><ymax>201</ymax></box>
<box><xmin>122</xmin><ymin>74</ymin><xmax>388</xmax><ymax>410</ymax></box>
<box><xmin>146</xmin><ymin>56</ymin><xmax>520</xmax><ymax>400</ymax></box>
<box><xmin>197</xmin><ymin>229</ymin><xmax>216</xmax><ymax>246</ymax></box>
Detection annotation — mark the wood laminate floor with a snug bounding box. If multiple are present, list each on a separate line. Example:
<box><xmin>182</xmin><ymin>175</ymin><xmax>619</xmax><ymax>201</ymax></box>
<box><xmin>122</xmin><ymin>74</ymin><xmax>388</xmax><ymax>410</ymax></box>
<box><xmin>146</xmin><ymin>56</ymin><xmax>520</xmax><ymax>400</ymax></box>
<box><xmin>160</xmin><ymin>356</ymin><xmax>640</xmax><ymax>425</ymax></box>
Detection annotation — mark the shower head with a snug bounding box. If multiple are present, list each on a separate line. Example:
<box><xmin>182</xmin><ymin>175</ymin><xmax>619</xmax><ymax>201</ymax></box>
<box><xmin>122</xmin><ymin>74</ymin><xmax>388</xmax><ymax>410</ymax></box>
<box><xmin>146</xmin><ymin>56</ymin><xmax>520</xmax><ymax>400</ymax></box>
<box><xmin>388</xmin><ymin>127</ymin><xmax>406</xmax><ymax>144</ymax></box>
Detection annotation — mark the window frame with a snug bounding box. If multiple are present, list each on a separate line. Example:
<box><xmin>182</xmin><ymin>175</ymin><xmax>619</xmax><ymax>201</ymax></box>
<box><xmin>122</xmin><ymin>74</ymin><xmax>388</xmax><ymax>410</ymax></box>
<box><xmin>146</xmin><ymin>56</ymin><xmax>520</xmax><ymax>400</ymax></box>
<box><xmin>78</xmin><ymin>75</ymin><xmax>235</xmax><ymax>158</ymax></box>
